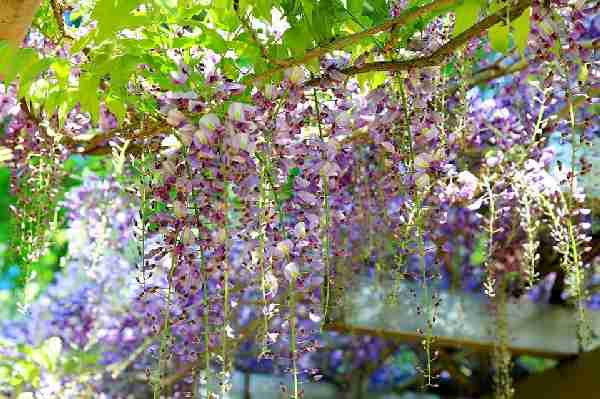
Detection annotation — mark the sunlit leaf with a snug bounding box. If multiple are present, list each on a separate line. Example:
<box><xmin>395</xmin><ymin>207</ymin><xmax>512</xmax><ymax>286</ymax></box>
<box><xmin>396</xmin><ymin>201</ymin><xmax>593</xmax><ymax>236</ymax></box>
<box><xmin>453</xmin><ymin>0</ymin><xmax>481</xmax><ymax>37</ymax></box>
<box><xmin>489</xmin><ymin>22</ymin><xmax>510</xmax><ymax>53</ymax></box>
<box><xmin>0</xmin><ymin>47</ymin><xmax>38</xmax><ymax>86</ymax></box>
<box><xmin>347</xmin><ymin>0</ymin><xmax>364</xmax><ymax>16</ymax></box>
<box><xmin>105</xmin><ymin>95</ymin><xmax>127</xmax><ymax>123</ymax></box>
<box><xmin>18</xmin><ymin>58</ymin><xmax>53</xmax><ymax>98</ymax></box>
<box><xmin>78</xmin><ymin>74</ymin><xmax>101</xmax><ymax>122</ymax></box>
<box><xmin>283</xmin><ymin>24</ymin><xmax>310</xmax><ymax>56</ymax></box>
<box><xmin>92</xmin><ymin>0</ymin><xmax>150</xmax><ymax>42</ymax></box>
<box><xmin>512</xmin><ymin>7</ymin><xmax>531</xmax><ymax>56</ymax></box>
<box><xmin>0</xmin><ymin>147</ymin><xmax>13</xmax><ymax>165</ymax></box>
<box><xmin>50</xmin><ymin>59</ymin><xmax>71</xmax><ymax>87</ymax></box>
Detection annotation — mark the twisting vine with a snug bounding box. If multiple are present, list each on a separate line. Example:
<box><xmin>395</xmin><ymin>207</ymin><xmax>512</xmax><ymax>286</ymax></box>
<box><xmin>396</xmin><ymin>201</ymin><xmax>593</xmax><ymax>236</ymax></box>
<box><xmin>492</xmin><ymin>278</ymin><xmax>513</xmax><ymax>399</ymax></box>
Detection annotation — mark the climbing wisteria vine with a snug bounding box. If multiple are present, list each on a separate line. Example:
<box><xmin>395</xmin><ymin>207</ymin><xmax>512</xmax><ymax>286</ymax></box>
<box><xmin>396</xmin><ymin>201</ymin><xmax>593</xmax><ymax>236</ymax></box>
<box><xmin>0</xmin><ymin>0</ymin><xmax>599</xmax><ymax>398</ymax></box>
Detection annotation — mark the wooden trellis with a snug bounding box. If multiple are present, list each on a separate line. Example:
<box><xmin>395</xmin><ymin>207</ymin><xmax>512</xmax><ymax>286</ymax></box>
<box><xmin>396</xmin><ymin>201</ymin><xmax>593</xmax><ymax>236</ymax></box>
<box><xmin>324</xmin><ymin>276</ymin><xmax>600</xmax><ymax>359</ymax></box>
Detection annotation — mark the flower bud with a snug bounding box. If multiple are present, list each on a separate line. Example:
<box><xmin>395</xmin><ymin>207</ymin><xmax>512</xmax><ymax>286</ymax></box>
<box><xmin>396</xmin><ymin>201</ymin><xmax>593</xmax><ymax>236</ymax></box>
<box><xmin>194</xmin><ymin>128</ymin><xmax>209</xmax><ymax>145</ymax></box>
<box><xmin>416</xmin><ymin>173</ymin><xmax>430</xmax><ymax>188</ymax></box>
<box><xmin>199</xmin><ymin>113</ymin><xmax>221</xmax><ymax>130</ymax></box>
<box><xmin>294</xmin><ymin>222</ymin><xmax>306</xmax><ymax>239</ymax></box>
<box><xmin>284</xmin><ymin>262</ymin><xmax>299</xmax><ymax>282</ymax></box>
<box><xmin>213</xmin><ymin>228</ymin><xmax>227</xmax><ymax>243</ymax></box>
<box><xmin>173</xmin><ymin>201</ymin><xmax>187</xmax><ymax>219</ymax></box>
<box><xmin>264</xmin><ymin>84</ymin><xmax>277</xmax><ymax>99</ymax></box>
<box><xmin>284</xmin><ymin>66</ymin><xmax>305</xmax><ymax>85</ymax></box>
<box><xmin>265</xmin><ymin>271</ymin><xmax>279</xmax><ymax>297</ymax></box>
<box><xmin>166</xmin><ymin>108</ymin><xmax>186</xmax><ymax>127</ymax></box>
<box><xmin>275</xmin><ymin>239</ymin><xmax>293</xmax><ymax>258</ymax></box>
<box><xmin>182</xmin><ymin>226</ymin><xmax>194</xmax><ymax>245</ymax></box>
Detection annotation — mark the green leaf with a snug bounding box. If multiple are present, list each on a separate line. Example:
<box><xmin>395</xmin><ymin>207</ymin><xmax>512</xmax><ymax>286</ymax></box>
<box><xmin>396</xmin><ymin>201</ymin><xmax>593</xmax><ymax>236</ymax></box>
<box><xmin>95</xmin><ymin>54</ymin><xmax>140</xmax><ymax>89</ymax></box>
<box><xmin>279</xmin><ymin>167</ymin><xmax>301</xmax><ymax>203</ymax></box>
<box><xmin>306</xmin><ymin>58</ymin><xmax>321</xmax><ymax>75</ymax></box>
<box><xmin>358</xmin><ymin>68</ymin><xmax>386</xmax><ymax>90</ymax></box>
<box><xmin>489</xmin><ymin>0</ymin><xmax>503</xmax><ymax>13</ymax></box>
<box><xmin>19</xmin><ymin>58</ymin><xmax>53</xmax><ymax>98</ymax></box>
<box><xmin>469</xmin><ymin>235</ymin><xmax>487</xmax><ymax>265</ymax></box>
<box><xmin>221</xmin><ymin>58</ymin><xmax>238</xmax><ymax>80</ymax></box>
<box><xmin>0</xmin><ymin>42</ymin><xmax>19</xmax><ymax>85</ymax></box>
<box><xmin>578</xmin><ymin>62</ymin><xmax>588</xmax><ymax>82</ymax></box>
<box><xmin>155</xmin><ymin>0</ymin><xmax>178</xmax><ymax>11</ymax></box>
<box><xmin>0</xmin><ymin>47</ymin><xmax>38</xmax><ymax>86</ymax></box>
<box><xmin>363</xmin><ymin>0</ymin><xmax>388</xmax><ymax>24</ymax></box>
<box><xmin>301</xmin><ymin>0</ymin><xmax>314</xmax><ymax>23</ymax></box>
<box><xmin>22</xmin><ymin>337</ymin><xmax>61</xmax><ymax>373</ymax></box>
<box><xmin>105</xmin><ymin>95</ymin><xmax>127</xmax><ymax>123</ymax></box>
<box><xmin>253</xmin><ymin>0</ymin><xmax>273</xmax><ymax>20</ymax></box>
<box><xmin>40</xmin><ymin>337</ymin><xmax>62</xmax><ymax>371</ymax></box>
<box><xmin>453</xmin><ymin>0</ymin><xmax>480</xmax><ymax>37</ymax></box>
<box><xmin>346</xmin><ymin>0</ymin><xmax>364</xmax><ymax>15</ymax></box>
<box><xmin>238</xmin><ymin>0</ymin><xmax>252</xmax><ymax>13</ymax></box>
<box><xmin>13</xmin><ymin>50</ymin><xmax>40</xmax><ymax>87</ymax></box>
<box><xmin>283</xmin><ymin>24</ymin><xmax>310</xmax><ymax>57</ymax></box>
<box><xmin>512</xmin><ymin>7</ymin><xmax>531</xmax><ymax>56</ymax></box>
<box><xmin>213</xmin><ymin>0</ymin><xmax>232</xmax><ymax>9</ymax></box>
<box><xmin>368</xmin><ymin>71</ymin><xmax>386</xmax><ymax>89</ymax></box>
<box><xmin>92</xmin><ymin>0</ymin><xmax>150</xmax><ymax>43</ymax></box>
<box><xmin>70</xmin><ymin>34</ymin><xmax>93</xmax><ymax>54</ymax></box>
<box><xmin>63</xmin><ymin>348</ymin><xmax>101</xmax><ymax>374</ymax></box>
<box><xmin>236</xmin><ymin>46</ymin><xmax>261</xmax><ymax>69</ymax></box>
<box><xmin>78</xmin><ymin>74</ymin><xmax>101</xmax><ymax>122</ymax></box>
<box><xmin>311</xmin><ymin>4</ymin><xmax>335</xmax><ymax>44</ymax></box>
<box><xmin>50</xmin><ymin>59</ymin><xmax>71</xmax><ymax>87</ymax></box>
<box><xmin>57</xmin><ymin>89</ymin><xmax>79</xmax><ymax>127</ymax></box>
<box><xmin>442</xmin><ymin>62</ymin><xmax>456</xmax><ymax>78</ymax></box>
<box><xmin>488</xmin><ymin>23</ymin><xmax>510</xmax><ymax>53</ymax></box>
<box><xmin>202</xmin><ymin>29</ymin><xmax>227</xmax><ymax>53</ymax></box>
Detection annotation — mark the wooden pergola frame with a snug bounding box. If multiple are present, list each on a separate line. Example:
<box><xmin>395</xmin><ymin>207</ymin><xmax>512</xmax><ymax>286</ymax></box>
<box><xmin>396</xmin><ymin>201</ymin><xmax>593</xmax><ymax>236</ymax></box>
<box><xmin>327</xmin><ymin>277</ymin><xmax>600</xmax><ymax>356</ymax></box>
<box><xmin>323</xmin><ymin>276</ymin><xmax>600</xmax><ymax>396</ymax></box>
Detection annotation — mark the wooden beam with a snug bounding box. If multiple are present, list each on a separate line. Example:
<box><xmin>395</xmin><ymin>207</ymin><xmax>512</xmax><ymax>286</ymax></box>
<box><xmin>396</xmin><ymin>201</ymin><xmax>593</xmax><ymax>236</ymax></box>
<box><xmin>324</xmin><ymin>277</ymin><xmax>600</xmax><ymax>359</ymax></box>
<box><xmin>324</xmin><ymin>322</ymin><xmax>577</xmax><ymax>360</ymax></box>
<box><xmin>0</xmin><ymin>0</ymin><xmax>41</xmax><ymax>46</ymax></box>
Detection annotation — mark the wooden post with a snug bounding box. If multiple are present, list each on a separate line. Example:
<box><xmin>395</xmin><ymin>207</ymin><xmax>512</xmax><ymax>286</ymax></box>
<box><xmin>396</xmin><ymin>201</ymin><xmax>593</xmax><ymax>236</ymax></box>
<box><xmin>0</xmin><ymin>0</ymin><xmax>41</xmax><ymax>46</ymax></box>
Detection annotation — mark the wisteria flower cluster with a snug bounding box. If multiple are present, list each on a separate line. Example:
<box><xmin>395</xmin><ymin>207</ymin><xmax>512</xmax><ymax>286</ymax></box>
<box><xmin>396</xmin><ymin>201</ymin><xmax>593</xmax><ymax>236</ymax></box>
<box><xmin>0</xmin><ymin>0</ymin><xmax>599</xmax><ymax>398</ymax></box>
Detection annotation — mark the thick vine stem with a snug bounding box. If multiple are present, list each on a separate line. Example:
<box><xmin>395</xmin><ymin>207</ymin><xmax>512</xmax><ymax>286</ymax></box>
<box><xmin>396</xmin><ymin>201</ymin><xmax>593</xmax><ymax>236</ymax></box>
<box><xmin>304</xmin><ymin>0</ymin><xmax>532</xmax><ymax>87</ymax></box>
<box><xmin>248</xmin><ymin>0</ymin><xmax>459</xmax><ymax>83</ymax></box>
<box><xmin>69</xmin><ymin>119</ymin><xmax>170</xmax><ymax>156</ymax></box>
<box><xmin>154</xmin><ymin>231</ymin><xmax>180</xmax><ymax>399</ymax></box>
<box><xmin>50</xmin><ymin>0</ymin><xmax>73</xmax><ymax>40</ymax></box>
<box><xmin>68</xmin><ymin>84</ymin><xmax>597</xmax><ymax>161</ymax></box>
<box><xmin>482</xmin><ymin>174</ymin><xmax>497</xmax><ymax>298</ymax></box>
<box><xmin>257</xmin><ymin>156</ymin><xmax>271</xmax><ymax>353</ymax></box>
<box><xmin>566</xmin><ymin>95</ymin><xmax>592</xmax><ymax>351</ymax></box>
<box><xmin>493</xmin><ymin>281</ymin><xmax>514</xmax><ymax>399</ymax></box>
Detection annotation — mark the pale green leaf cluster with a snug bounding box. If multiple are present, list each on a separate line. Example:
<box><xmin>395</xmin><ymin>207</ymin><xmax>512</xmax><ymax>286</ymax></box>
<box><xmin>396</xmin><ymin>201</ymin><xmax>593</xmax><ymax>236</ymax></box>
<box><xmin>0</xmin><ymin>0</ymin><xmax>530</xmax><ymax>127</ymax></box>
<box><xmin>0</xmin><ymin>336</ymin><xmax>101</xmax><ymax>395</ymax></box>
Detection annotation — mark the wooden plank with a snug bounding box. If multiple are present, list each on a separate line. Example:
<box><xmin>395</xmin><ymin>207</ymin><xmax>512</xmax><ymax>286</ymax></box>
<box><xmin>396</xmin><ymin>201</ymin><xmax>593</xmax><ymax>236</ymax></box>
<box><xmin>325</xmin><ymin>277</ymin><xmax>600</xmax><ymax>359</ymax></box>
